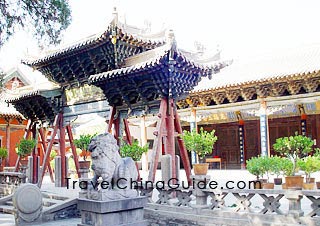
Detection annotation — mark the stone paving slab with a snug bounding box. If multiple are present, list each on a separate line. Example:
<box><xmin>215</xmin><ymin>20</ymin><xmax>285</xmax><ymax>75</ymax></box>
<box><xmin>0</xmin><ymin>214</ymin><xmax>80</xmax><ymax>226</ymax></box>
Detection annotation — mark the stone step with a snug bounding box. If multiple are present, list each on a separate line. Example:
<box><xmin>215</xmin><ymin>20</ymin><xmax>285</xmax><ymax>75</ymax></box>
<box><xmin>0</xmin><ymin>204</ymin><xmax>14</xmax><ymax>214</ymax></box>
<box><xmin>42</xmin><ymin>197</ymin><xmax>65</xmax><ymax>207</ymax></box>
<box><xmin>5</xmin><ymin>201</ymin><xmax>13</xmax><ymax>206</ymax></box>
<box><xmin>41</xmin><ymin>192</ymin><xmax>69</xmax><ymax>201</ymax></box>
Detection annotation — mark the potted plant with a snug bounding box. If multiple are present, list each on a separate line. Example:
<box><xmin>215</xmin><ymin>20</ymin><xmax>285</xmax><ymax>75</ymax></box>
<box><xmin>0</xmin><ymin>147</ymin><xmax>8</xmax><ymax>171</ymax></box>
<box><xmin>260</xmin><ymin>156</ymin><xmax>274</xmax><ymax>189</ymax></box>
<box><xmin>297</xmin><ymin>156</ymin><xmax>320</xmax><ymax>190</ymax></box>
<box><xmin>74</xmin><ymin>134</ymin><xmax>96</xmax><ymax>169</ymax></box>
<box><xmin>181</xmin><ymin>127</ymin><xmax>218</xmax><ymax>175</ymax></box>
<box><xmin>246</xmin><ymin>156</ymin><xmax>266</xmax><ymax>189</ymax></box>
<box><xmin>270</xmin><ymin>156</ymin><xmax>284</xmax><ymax>185</ymax></box>
<box><xmin>16</xmin><ymin>138</ymin><xmax>36</xmax><ymax>166</ymax></box>
<box><xmin>273</xmin><ymin>133</ymin><xmax>313</xmax><ymax>189</ymax></box>
<box><xmin>313</xmin><ymin>148</ymin><xmax>320</xmax><ymax>189</ymax></box>
<box><xmin>120</xmin><ymin>139</ymin><xmax>148</xmax><ymax>178</ymax></box>
<box><xmin>280</xmin><ymin>157</ymin><xmax>298</xmax><ymax>189</ymax></box>
<box><xmin>120</xmin><ymin>140</ymin><xmax>149</xmax><ymax>162</ymax></box>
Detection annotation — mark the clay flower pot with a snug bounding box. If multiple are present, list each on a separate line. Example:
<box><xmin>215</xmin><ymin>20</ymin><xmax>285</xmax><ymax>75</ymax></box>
<box><xmin>79</xmin><ymin>160</ymin><xmax>91</xmax><ymax>170</ymax></box>
<box><xmin>303</xmin><ymin>182</ymin><xmax>315</xmax><ymax>190</ymax></box>
<box><xmin>274</xmin><ymin>178</ymin><xmax>283</xmax><ymax>185</ymax></box>
<box><xmin>19</xmin><ymin>158</ymin><xmax>29</xmax><ymax>167</ymax></box>
<box><xmin>285</xmin><ymin>176</ymin><xmax>304</xmax><ymax>190</ymax></box>
<box><xmin>193</xmin><ymin>163</ymin><xmax>209</xmax><ymax>175</ymax></box>
<box><xmin>262</xmin><ymin>182</ymin><xmax>275</xmax><ymax>189</ymax></box>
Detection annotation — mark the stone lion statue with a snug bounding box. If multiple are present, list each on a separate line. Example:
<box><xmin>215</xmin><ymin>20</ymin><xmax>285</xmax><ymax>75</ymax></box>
<box><xmin>87</xmin><ymin>133</ymin><xmax>138</xmax><ymax>200</ymax></box>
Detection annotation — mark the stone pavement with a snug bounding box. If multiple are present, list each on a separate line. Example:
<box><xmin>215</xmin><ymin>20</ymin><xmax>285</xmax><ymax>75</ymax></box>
<box><xmin>0</xmin><ymin>214</ymin><xmax>80</xmax><ymax>226</ymax></box>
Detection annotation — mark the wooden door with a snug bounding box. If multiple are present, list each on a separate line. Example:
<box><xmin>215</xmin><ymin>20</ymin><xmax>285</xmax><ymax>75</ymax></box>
<box><xmin>244</xmin><ymin>121</ymin><xmax>259</xmax><ymax>161</ymax></box>
<box><xmin>215</xmin><ymin>123</ymin><xmax>240</xmax><ymax>168</ymax></box>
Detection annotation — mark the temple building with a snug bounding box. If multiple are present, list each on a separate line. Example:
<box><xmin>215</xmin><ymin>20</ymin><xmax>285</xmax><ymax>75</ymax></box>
<box><xmin>177</xmin><ymin>45</ymin><xmax>320</xmax><ymax>168</ymax></box>
<box><xmin>4</xmin><ymin>9</ymin><xmax>320</xmax><ymax>174</ymax></box>
<box><xmin>0</xmin><ymin>68</ymin><xmax>30</xmax><ymax>166</ymax></box>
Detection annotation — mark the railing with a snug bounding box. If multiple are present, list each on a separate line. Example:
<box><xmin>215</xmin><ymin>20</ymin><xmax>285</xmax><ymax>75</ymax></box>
<box><xmin>137</xmin><ymin>175</ymin><xmax>320</xmax><ymax>225</ymax></box>
<box><xmin>0</xmin><ymin>172</ymin><xmax>26</xmax><ymax>186</ymax></box>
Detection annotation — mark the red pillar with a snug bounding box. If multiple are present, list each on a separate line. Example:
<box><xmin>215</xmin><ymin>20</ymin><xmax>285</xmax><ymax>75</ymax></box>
<box><xmin>107</xmin><ymin>106</ymin><xmax>116</xmax><ymax>133</ymax></box>
<box><xmin>123</xmin><ymin>118</ymin><xmax>141</xmax><ymax>181</ymax></box>
<box><xmin>39</xmin><ymin>128</ymin><xmax>54</xmax><ymax>182</ymax></box>
<box><xmin>174</xmin><ymin>109</ymin><xmax>192</xmax><ymax>184</ymax></box>
<box><xmin>32</xmin><ymin>123</ymin><xmax>38</xmax><ymax>184</ymax></box>
<box><xmin>59</xmin><ymin>113</ymin><xmax>67</xmax><ymax>187</ymax></box>
<box><xmin>5</xmin><ymin>121</ymin><xmax>10</xmax><ymax>167</ymax></box>
<box><xmin>38</xmin><ymin>114</ymin><xmax>60</xmax><ymax>187</ymax></box>
<box><xmin>123</xmin><ymin>119</ymin><xmax>132</xmax><ymax>145</ymax></box>
<box><xmin>148</xmin><ymin>98</ymin><xmax>167</xmax><ymax>182</ymax></box>
<box><xmin>66</xmin><ymin>125</ymin><xmax>81</xmax><ymax>178</ymax></box>
<box><xmin>165</xmin><ymin>98</ymin><xmax>176</xmax><ymax>180</ymax></box>
<box><xmin>15</xmin><ymin>120</ymin><xmax>32</xmax><ymax>171</ymax></box>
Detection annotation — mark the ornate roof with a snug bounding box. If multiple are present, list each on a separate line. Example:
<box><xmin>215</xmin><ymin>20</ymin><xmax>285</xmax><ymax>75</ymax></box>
<box><xmin>89</xmin><ymin>35</ymin><xmax>229</xmax><ymax>108</ymax></box>
<box><xmin>5</xmin><ymin>88</ymin><xmax>62</xmax><ymax>123</ymax></box>
<box><xmin>178</xmin><ymin>45</ymin><xmax>320</xmax><ymax>108</ymax></box>
<box><xmin>0</xmin><ymin>92</ymin><xmax>24</xmax><ymax>120</ymax></box>
<box><xmin>22</xmin><ymin>9</ymin><xmax>166</xmax><ymax>88</ymax></box>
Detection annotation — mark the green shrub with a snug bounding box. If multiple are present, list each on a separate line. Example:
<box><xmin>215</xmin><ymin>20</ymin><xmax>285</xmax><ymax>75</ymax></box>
<box><xmin>297</xmin><ymin>156</ymin><xmax>320</xmax><ymax>183</ymax></box>
<box><xmin>246</xmin><ymin>156</ymin><xmax>265</xmax><ymax>180</ymax></box>
<box><xmin>181</xmin><ymin>127</ymin><xmax>218</xmax><ymax>163</ymax></box>
<box><xmin>273</xmin><ymin>133</ymin><xmax>314</xmax><ymax>175</ymax></box>
<box><xmin>269</xmin><ymin>155</ymin><xmax>283</xmax><ymax>178</ymax></box>
<box><xmin>120</xmin><ymin>140</ymin><xmax>148</xmax><ymax>161</ymax></box>
<box><xmin>74</xmin><ymin>134</ymin><xmax>96</xmax><ymax>160</ymax></box>
<box><xmin>16</xmin><ymin>139</ymin><xmax>36</xmax><ymax>157</ymax></box>
<box><xmin>0</xmin><ymin>147</ymin><xmax>8</xmax><ymax>158</ymax></box>
<box><xmin>281</xmin><ymin>157</ymin><xmax>294</xmax><ymax>176</ymax></box>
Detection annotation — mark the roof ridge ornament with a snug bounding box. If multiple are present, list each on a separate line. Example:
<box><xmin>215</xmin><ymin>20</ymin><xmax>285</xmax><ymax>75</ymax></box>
<box><xmin>112</xmin><ymin>7</ymin><xmax>118</xmax><ymax>26</ymax></box>
<box><xmin>166</xmin><ymin>30</ymin><xmax>177</xmax><ymax>60</ymax></box>
<box><xmin>166</xmin><ymin>30</ymin><xmax>176</xmax><ymax>49</ymax></box>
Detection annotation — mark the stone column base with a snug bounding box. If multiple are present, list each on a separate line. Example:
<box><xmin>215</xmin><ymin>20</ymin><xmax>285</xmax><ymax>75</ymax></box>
<box><xmin>77</xmin><ymin>196</ymin><xmax>148</xmax><ymax>226</ymax></box>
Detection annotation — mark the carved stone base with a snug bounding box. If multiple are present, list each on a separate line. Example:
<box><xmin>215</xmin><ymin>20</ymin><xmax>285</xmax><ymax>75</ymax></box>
<box><xmin>78</xmin><ymin>196</ymin><xmax>148</xmax><ymax>226</ymax></box>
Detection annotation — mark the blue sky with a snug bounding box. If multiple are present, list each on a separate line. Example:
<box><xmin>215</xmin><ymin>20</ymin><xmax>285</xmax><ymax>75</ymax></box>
<box><xmin>1</xmin><ymin>0</ymin><xmax>320</xmax><ymax>72</ymax></box>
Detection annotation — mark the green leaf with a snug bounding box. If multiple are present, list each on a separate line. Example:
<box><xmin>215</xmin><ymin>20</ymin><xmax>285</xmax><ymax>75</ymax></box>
<box><xmin>119</xmin><ymin>140</ymin><xmax>148</xmax><ymax>161</ymax></box>
<box><xmin>180</xmin><ymin>127</ymin><xmax>218</xmax><ymax>161</ymax></box>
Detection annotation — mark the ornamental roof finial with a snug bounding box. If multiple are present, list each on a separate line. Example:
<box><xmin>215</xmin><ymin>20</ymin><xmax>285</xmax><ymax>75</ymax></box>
<box><xmin>166</xmin><ymin>29</ymin><xmax>176</xmax><ymax>50</ymax></box>
<box><xmin>112</xmin><ymin>7</ymin><xmax>118</xmax><ymax>26</ymax></box>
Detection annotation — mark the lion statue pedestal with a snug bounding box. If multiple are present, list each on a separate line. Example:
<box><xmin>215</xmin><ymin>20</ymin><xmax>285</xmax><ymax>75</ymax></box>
<box><xmin>77</xmin><ymin>133</ymin><xmax>148</xmax><ymax>226</ymax></box>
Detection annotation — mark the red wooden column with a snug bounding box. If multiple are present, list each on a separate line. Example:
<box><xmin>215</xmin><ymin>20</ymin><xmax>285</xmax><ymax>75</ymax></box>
<box><xmin>5</xmin><ymin>120</ymin><xmax>10</xmax><ymax>167</ymax></box>
<box><xmin>59</xmin><ymin>113</ymin><xmax>67</xmax><ymax>187</ymax></box>
<box><xmin>15</xmin><ymin>120</ymin><xmax>32</xmax><ymax>171</ymax></box>
<box><xmin>148</xmin><ymin>98</ymin><xmax>167</xmax><ymax>182</ymax></box>
<box><xmin>31</xmin><ymin>123</ymin><xmax>38</xmax><ymax>184</ymax></box>
<box><xmin>107</xmin><ymin>106</ymin><xmax>116</xmax><ymax>133</ymax></box>
<box><xmin>174</xmin><ymin>107</ymin><xmax>192</xmax><ymax>184</ymax></box>
<box><xmin>238</xmin><ymin>119</ymin><xmax>246</xmax><ymax>169</ymax></box>
<box><xmin>114</xmin><ymin>117</ymin><xmax>120</xmax><ymax>144</ymax></box>
<box><xmin>38</xmin><ymin>128</ymin><xmax>54</xmax><ymax>182</ymax></box>
<box><xmin>123</xmin><ymin>119</ymin><xmax>133</xmax><ymax>145</ymax></box>
<box><xmin>66</xmin><ymin>124</ymin><xmax>81</xmax><ymax>178</ymax></box>
<box><xmin>165</xmin><ymin>98</ymin><xmax>176</xmax><ymax>180</ymax></box>
<box><xmin>123</xmin><ymin>118</ymin><xmax>141</xmax><ymax>181</ymax></box>
<box><xmin>38</xmin><ymin>114</ymin><xmax>61</xmax><ymax>187</ymax></box>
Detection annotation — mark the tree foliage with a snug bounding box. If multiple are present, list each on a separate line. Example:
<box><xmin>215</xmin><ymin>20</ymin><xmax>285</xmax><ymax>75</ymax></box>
<box><xmin>0</xmin><ymin>69</ymin><xmax>4</xmax><ymax>88</ymax></box>
<box><xmin>16</xmin><ymin>138</ymin><xmax>36</xmax><ymax>157</ymax></box>
<box><xmin>0</xmin><ymin>0</ymin><xmax>72</xmax><ymax>47</ymax></box>
<box><xmin>273</xmin><ymin>132</ymin><xmax>314</xmax><ymax>175</ymax></box>
<box><xmin>74</xmin><ymin>134</ymin><xmax>96</xmax><ymax>161</ymax></box>
<box><xmin>120</xmin><ymin>140</ymin><xmax>148</xmax><ymax>161</ymax></box>
<box><xmin>181</xmin><ymin>127</ymin><xmax>218</xmax><ymax>162</ymax></box>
